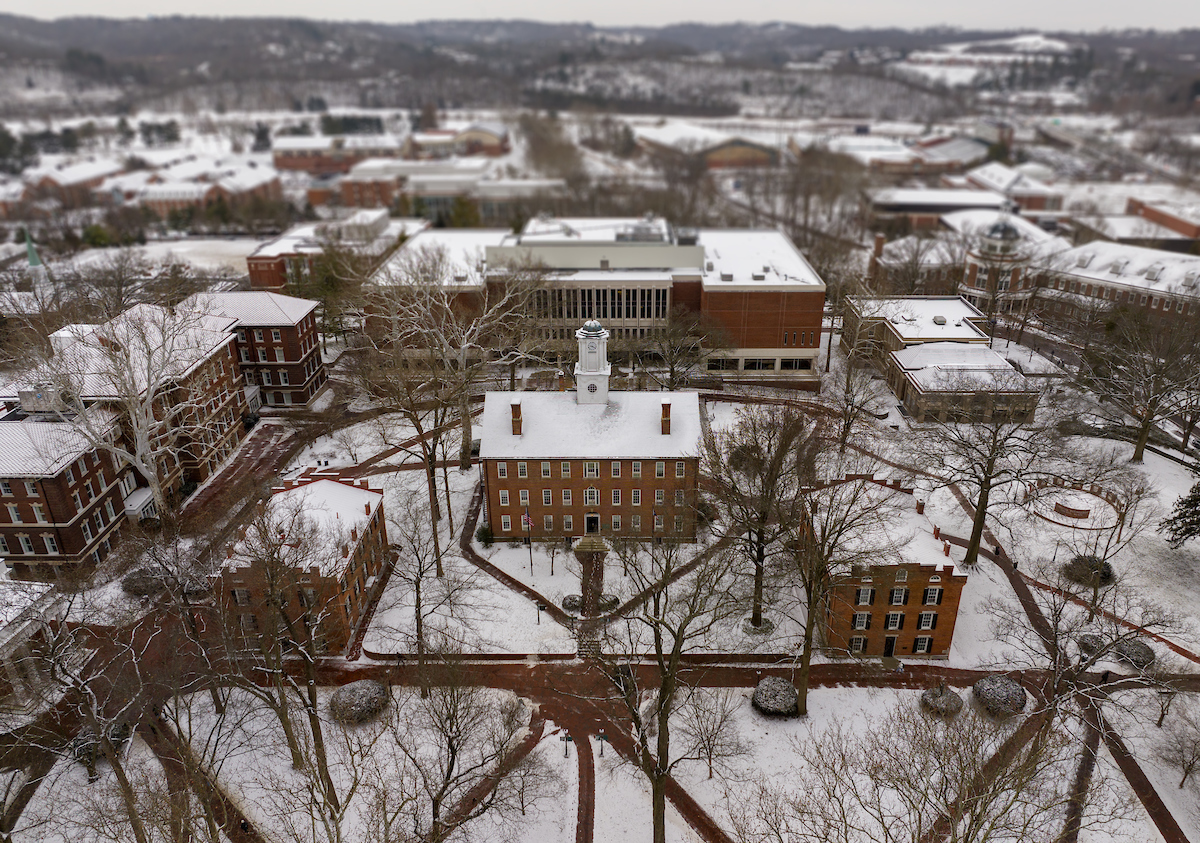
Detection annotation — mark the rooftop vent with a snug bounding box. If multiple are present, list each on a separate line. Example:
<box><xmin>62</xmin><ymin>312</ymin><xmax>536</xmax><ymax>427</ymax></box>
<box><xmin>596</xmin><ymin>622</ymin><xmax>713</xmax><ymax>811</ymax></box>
<box><xmin>1184</xmin><ymin>270</ymin><xmax>1198</xmax><ymax>287</ymax></box>
<box><xmin>705</xmin><ymin>261</ymin><xmax>714</xmax><ymax>272</ymax></box>
<box><xmin>1076</xmin><ymin>253</ymin><xmax>1093</xmax><ymax>268</ymax></box>
<box><xmin>720</xmin><ymin>273</ymin><xmax>733</xmax><ymax>282</ymax></box>
<box><xmin>752</xmin><ymin>273</ymin><xmax>765</xmax><ymax>281</ymax></box>
<box><xmin>1108</xmin><ymin>260</ymin><xmax>1128</xmax><ymax>275</ymax></box>
<box><xmin>676</xmin><ymin>227</ymin><xmax>698</xmax><ymax>246</ymax></box>
<box><xmin>932</xmin><ymin>315</ymin><xmax>947</xmax><ymax>325</ymax></box>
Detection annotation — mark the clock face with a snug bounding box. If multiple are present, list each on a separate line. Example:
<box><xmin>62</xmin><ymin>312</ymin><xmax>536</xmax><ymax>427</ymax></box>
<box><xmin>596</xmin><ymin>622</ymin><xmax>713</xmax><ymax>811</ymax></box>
<box><xmin>587</xmin><ymin>341</ymin><xmax>597</xmax><ymax>351</ymax></box>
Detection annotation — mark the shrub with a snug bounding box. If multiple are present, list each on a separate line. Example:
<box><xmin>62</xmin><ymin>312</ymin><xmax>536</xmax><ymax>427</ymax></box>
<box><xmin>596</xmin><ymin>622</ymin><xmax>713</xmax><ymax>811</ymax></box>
<box><xmin>1062</xmin><ymin>555</ymin><xmax>1115</xmax><ymax>586</ymax></box>
<box><xmin>475</xmin><ymin>524</ymin><xmax>494</xmax><ymax>548</ymax></box>
<box><xmin>329</xmin><ymin>680</ymin><xmax>389</xmax><ymax>724</ymax></box>
<box><xmin>751</xmin><ymin>677</ymin><xmax>798</xmax><ymax>717</ymax></box>
<box><xmin>972</xmin><ymin>675</ymin><xmax>1027</xmax><ymax>717</ymax></box>
<box><xmin>920</xmin><ymin>684</ymin><xmax>964</xmax><ymax>718</ymax></box>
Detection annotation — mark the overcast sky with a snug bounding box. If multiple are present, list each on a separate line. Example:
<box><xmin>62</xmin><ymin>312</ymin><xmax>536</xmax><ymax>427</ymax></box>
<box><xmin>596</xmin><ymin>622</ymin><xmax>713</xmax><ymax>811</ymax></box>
<box><xmin>3</xmin><ymin>0</ymin><xmax>1198</xmax><ymax>32</ymax></box>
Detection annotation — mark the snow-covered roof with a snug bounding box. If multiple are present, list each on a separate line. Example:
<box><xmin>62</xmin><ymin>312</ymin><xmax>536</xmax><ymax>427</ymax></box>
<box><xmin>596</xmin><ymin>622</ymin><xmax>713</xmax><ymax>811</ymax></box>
<box><xmin>1052</xmin><ymin>241</ymin><xmax>1200</xmax><ymax>296</ymax></box>
<box><xmin>480</xmin><ymin>391</ymin><xmax>702</xmax><ymax>460</ymax></box>
<box><xmin>698</xmin><ymin>229</ymin><xmax>824</xmax><ymax>290</ymax></box>
<box><xmin>0</xmin><ymin>181</ymin><xmax>26</xmax><ymax>202</ymax></box>
<box><xmin>635</xmin><ymin>121</ymin><xmax>735</xmax><ymax>152</ymax></box>
<box><xmin>250</xmin><ymin>218</ymin><xmax>426</xmax><ymax>260</ymax></box>
<box><xmin>868</xmin><ymin>188</ymin><xmax>1008</xmax><ymax>209</ymax></box>
<box><xmin>139</xmin><ymin>182</ymin><xmax>215</xmax><ymax>201</ymax></box>
<box><xmin>346</xmin><ymin>157</ymin><xmax>491</xmax><ymax>181</ymax></box>
<box><xmin>891</xmin><ymin>342</ymin><xmax>1035</xmax><ymax>391</ymax></box>
<box><xmin>825</xmin><ymin>135</ymin><xmax>919</xmax><ymax>166</ymax></box>
<box><xmin>30</xmin><ymin>158</ymin><xmax>123</xmax><ymax>187</ymax></box>
<box><xmin>1058</xmin><ymin>182</ymin><xmax>1200</xmax><ymax>217</ymax></box>
<box><xmin>519</xmin><ymin>216</ymin><xmax>674</xmax><ymax>244</ymax></box>
<box><xmin>462</xmin><ymin>121</ymin><xmax>508</xmax><ymax>139</ymax></box>
<box><xmin>272</xmin><ymin>136</ymin><xmax>335</xmax><ymax>152</ymax></box>
<box><xmin>1070</xmin><ymin>215</ymin><xmax>1191</xmax><ymax>242</ymax></box>
<box><xmin>471</xmin><ymin>178</ymin><xmax>566</xmax><ymax>198</ymax></box>
<box><xmin>966</xmin><ymin>162</ymin><xmax>1058</xmax><ymax>197</ymax></box>
<box><xmin>190</xmin><ymin>292</ymin><xmax>317</xmax><ymax>327</ymax></box>
<box><xmin>231</xmin><ymin>479</ymin><xmax>382</xmax><ymax>578</ymax></box>
<box><xmin>918</xmin><ymin>137</ymin><xmax>990</xmax><ymax>165</ymax></box>
<box><xmin>848</xmin><ymin>296</ymin><xmax>987</xmax><ymax>341</ymax></box>
<box><xmin>371</xmin><ymin>228</ymin><xmax>510</xmax><ymax>288</ymax></box>
<box><xmin>0</xmin><ymin>571</ymin><xmax>52</xmax><ymax>631</ymax></box>
<box><xmin>0</xmin><ymin>415</ymin><xmax>107</xmax><ymax>477</ymax></box>
<box><xmin>217</xmin><ymin>166</ymin><xmax>279</xmax><ymax>194</ymax></box>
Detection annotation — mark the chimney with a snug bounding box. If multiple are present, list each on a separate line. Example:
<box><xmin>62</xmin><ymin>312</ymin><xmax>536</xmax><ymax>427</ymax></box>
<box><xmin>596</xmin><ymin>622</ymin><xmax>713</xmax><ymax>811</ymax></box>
<box><xmin>511</xmin><ymin>399</ymin><xmax>523</xmax><ymax>436</ymax></box>
<box><xmin>661</xmin><ymin>402</ymin><xmax>671</xmax><ymax>435</ymax></box>
<box><xmin>874</xmin><ymin>232</ymin><xmax>886</xmax><ymax>259</ymax></box>
<box><xmin>351</xmin><ymin>527</ymin><xmax>358</xmax><ymax>542</ymax></box>
<box><xmin>364</xmin><ymin>502</ymin><xmax>370</xmax><ymax>515</ymax></box>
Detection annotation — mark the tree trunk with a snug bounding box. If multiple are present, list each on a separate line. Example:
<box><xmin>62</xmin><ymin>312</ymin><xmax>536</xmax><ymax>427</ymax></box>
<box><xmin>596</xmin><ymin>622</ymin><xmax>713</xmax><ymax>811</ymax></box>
<box><xmin>964</xmin><ymin>481</ymin><xmax>991</xmax><ymax>567</ymax></box>
<box><xmin>439</xmin><ymin>440</ymin><xmax>455</xmax><ymax>536</ymax></box>
<box><xmin>796</xmin><ymin>584</ymin><xmax>818</xmax><ymax>716</ymax></box>
<box><xmin>1131</xmin><ymin>418</ymin><xmax>1153</xmax><ymax>463</ymax></box>
<box><xmin>459</xmin><ymin>393</ymin><xmax>473</xmax><ymax>470</ymax></box>
<box><xmin>103</xmin><ymin>738</ymin><xmax>153</xmax><ymax>843</ymax></box>
<box><xmin>751</xmin><ymin>536</ymin><xmax>765</xmax><ymax>628</ymax></box>
<box><xmin>651</xmin><ymin>776</ymin><xmax>668</xmax><ymax>843</ymax></box>
<box><xmin>299</xmin><ymin>664</ymin><xmax>341</xmax><ymax>814</ymax></box>
<box><xmin>1182</xmin><ymin>415</ymin><xmax>1199</xmax><ymax>451</ymax></box>
<box><xmin>415</xmin><ymin>579</ymin><xmax>429</xmax><ymax>699</ymax></box>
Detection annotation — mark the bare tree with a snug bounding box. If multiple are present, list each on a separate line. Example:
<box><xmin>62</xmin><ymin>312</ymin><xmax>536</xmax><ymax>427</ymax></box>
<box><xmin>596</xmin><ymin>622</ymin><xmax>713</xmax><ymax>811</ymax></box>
<box><xmin>633</xmin><ymin>304</ymin><xmax>732</xmax><ymax>390</ymax></box>
<box><xmin>27</xmin><ymin>302</ymin><xmax>242</xmax><ymax>516</ymax></box>
<box><xmin>598</xmin><ymin>539</ymin><xmax>744</xmax><ymax>843</ymax></box>
<box><xmin>675</xmin><ymin>686</ymin><xmax>747</xmax><ymax>780</ymax></box>
<box><xmin>703</xmin><ymin>404</ymin><xmax>821</xmax><ymax>629</ymax></box>
<box><xmin>1158</xmin><ymin>705</ymin><xmax>1200</xmax><ymax>789</ymax></box>
<box><xmin>728</xmin><ymin>701</ymin><xmax>1124</xmax><ymax>843</ymax></box>
<box><xmin>1082</xmin><ymin>309</ymin><xmax>1200</xmax><ymax>463</ymax></box>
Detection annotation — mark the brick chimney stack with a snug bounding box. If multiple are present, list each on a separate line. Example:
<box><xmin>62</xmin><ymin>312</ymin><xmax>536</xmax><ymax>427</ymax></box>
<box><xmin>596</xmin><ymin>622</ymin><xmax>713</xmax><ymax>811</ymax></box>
<box><xmin>510</xmin><ymin>399</ymin><xmax>523</xmax><ymax>435</ymax></box>
<box><xmin>661</xmin><ymin>401</ymin><xmax>671</xmax><ymax>435</ymax></box>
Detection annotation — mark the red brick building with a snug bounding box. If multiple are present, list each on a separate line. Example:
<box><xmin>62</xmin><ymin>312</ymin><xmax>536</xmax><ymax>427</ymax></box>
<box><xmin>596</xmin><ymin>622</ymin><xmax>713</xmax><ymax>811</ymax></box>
<box><xmin>825</xmin><ymin>561</ymin><xmax>967</xmax><ymax>659</ymax></box>
<box><xmin>480</xmin><ymin>323</ymin><xmax>702</xmax><ymax>541</ymax></box>
<box><xmin>196</xmin><ymin>292</ymin><xmax>328</xmax><ymax>407</ymax></box>
<box><xmin>272</xmin><ymin>135</ymin><xmax>403</xmax><ymax>176</ymax></box>
<box><xmin>0</xmin><ymin>417</ymin><xmax>134</xmax><ymax>578</ymax></box>
<box><xmin>371</xmin><ymin>217</ymin><xmax>827</xmax><ymax>389</ymax></box>
<box><xmin>211</xmin><ymin>478</ymin><xmax>388</xmax><ymax>653</ymax></box>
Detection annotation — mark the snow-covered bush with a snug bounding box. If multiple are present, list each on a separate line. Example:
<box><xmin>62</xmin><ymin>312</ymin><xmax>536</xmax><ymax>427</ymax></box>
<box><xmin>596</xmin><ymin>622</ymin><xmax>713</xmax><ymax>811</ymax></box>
<box><xmin>972</xmin><ymin>675</ymin><xmax>1027</xmax><ymax>717</ymax></box>
<box><xmin>329</xmin><ymin>680</ymin><xmax>390</xmax><ymax>725</ymax></box>
<box><xmin>121</xmin><ymin>568</ymin><xmax>165</xmax><ymax>597</ymax></box>
<box><xmin>1077</xmin><ymin>633</ymin><xmax>1104</xmax><ymax>656</ymax></box>
<box><xmin>1062</xmin><ymin>555</ymin><xmax>1114</xmax><ymax>586</ymax></box>
<box><xmin>920</xmin><ymin>684</ymin><xmax>964</xmax><ymax>718</ymax></box>
<box><xmin>751</xmin><ymin>677</ymin><xmax>798</xmax><ymax>717</ymax></box>
<box><xmin>562</xmin><ymin>594</ymin><xmax>583</xmax><ymax>613</ymax></box>
<box><xmin>1114</xmin><ymin>638</ymin><xmax>1155</xmax><ymax>670</ymax></box>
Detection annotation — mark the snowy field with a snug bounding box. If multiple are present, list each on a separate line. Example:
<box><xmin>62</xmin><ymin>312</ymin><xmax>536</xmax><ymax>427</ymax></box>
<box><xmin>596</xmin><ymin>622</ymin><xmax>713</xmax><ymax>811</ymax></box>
<box><xmin>593</xmin><ymin>738</ymin><xmax>703</xmax><ymax>843</ymax></box>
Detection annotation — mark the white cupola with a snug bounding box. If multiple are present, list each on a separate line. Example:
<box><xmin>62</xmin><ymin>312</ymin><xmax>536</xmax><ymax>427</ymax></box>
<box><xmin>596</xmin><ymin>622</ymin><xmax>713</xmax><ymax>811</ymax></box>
<box><xmin>574</xmin><ymin>320</ymin><xmax>610</xmax><ymax>405</ymax></box>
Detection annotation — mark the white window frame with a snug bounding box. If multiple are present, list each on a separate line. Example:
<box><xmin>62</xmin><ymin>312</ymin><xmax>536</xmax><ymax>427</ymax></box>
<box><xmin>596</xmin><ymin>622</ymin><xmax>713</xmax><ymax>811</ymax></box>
<box><xmin>497</xmin><ymin>462</ymin><xmax>507</xmax><ymax>479</ymax></box>
<box><xmin>498</xmin><ymin>490</ymin><xmax>509</xmax><ymax>506</ymax></box>
<box><xmin>501</xmin><ymin>515</ymin><xmax>512</xmax><ymax>532</ymax></box>
<box><xmin>519</xmin><ymin>490</ymin><xmax>529</xmax><ymax>506</ymax></box>
<box><xmin>852</xmin><ymin>612</ymin><xmax>870</xmax><ymax>630</ymax></box>
<box><xmin>611</xmin><ymin>461</ymin><xmax>621</xmax><ymax>478</ymax></box>
<box><xmin>612</xmin><ymin>489</ymin><xmax>621</xmax><ymax>505</ymax></box>
<box><xmin>541</xmin><ymin>461</ymin><xmax>552</xmax><ymax>478</ymax></box>
<box><xmin>562</xmin><ymin>489</ymin><xmax>572</xmax><ymax>506</ymax></box>
<box><xmin>918</xmin><ymin>612</ymin><xmax>936</xmax><ymax>630</ymax></box>
<box><xmin>584</xmin><ymin>462</ymin><xmax>599</xmax><ymax>478</ymax></box>
<box><xmin>655</xmin><ymin>461</ymin><xmax>665</xmax><ymax>478</ymax></box>
<box><xmin>544</xmin><ymin>515</ymin><xmax>553</xmax><ymax>531</ymax></box>
<box><xmin>561</xmin><ymin>461</ymin><xmax>571</xmax><ymax>478</ymax></box>
<box><xmin>632</xmin><ymin>489</ymin><xmax>641</xmax><ymax>506</ymax></box>
<box><xmin>885</xmin><ymin>612</ymin><xmax>902</xmax><ymax>631</ymax></box>
<box><xmin>563</xmin><ymin>514</ymin><xmax>573</xmax><ymax>532</ymax></box>
<box><xmin>543</xmin><ymin>489</ymin><xmax>552</xmax><ymax>506</ymax></box>
<box><xmin>632</xmin><ymin>461</ymin><xmax>642</xmax><ymax>478</ymax></box>
<box><xmin>631</xmin><ymin>514</ymin><xmax>641</xmax><ymax>531</ymax></box>
<box><xmin>517</xmin><ymin>462</ymin><xmax>528</xmax><ymax>478</ymax></box>
<box><xmin>612</xmin><ymin>515</ymin><xmax>621</xmax><ymax>531</ymax></box>
<box><xmin>849</xmin><ymin>636</ymin><xmax>867</xmax><ymax>653</ymax></box>
<box><xmin>676</xmin><ymin>461</ymin><xmax>685</xmax><ymax>478</ymax></box>
<box><xmin>913</xmin><ymin>636</ymin><xmax>932</xmax><ymax>654</ymax></box>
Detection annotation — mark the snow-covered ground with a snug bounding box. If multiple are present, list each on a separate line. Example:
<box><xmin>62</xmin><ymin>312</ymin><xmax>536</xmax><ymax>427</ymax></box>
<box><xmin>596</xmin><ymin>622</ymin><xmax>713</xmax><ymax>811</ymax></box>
<box><xmin>593</xmin><ymin>738</ymin><xmax>703</xmax><ymax>843</ymax></box>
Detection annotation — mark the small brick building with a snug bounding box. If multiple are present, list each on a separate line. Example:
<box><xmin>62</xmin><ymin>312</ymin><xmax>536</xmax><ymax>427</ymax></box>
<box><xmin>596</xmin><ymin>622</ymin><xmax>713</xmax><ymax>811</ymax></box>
<box><xmin>211</xmin><ymin>478</ymin><xmax>388</xmax><ymax>653</ymax></box>
<box><xmin>479</xmin><ymin>321</ymin><xmax>702</xmax><ymax>542</ymax></box>
<box><xmin>825</xmin><ymin>561</ymin><xmax>967</xmax><ymax>660</ymax></box>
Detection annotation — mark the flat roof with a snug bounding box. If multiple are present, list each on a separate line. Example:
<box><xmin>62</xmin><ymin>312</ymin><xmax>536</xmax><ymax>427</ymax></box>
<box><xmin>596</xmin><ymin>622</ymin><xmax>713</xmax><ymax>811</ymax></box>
<box><xmin>869</xmin><ymin>188</ymin><xmax>1008</xmax><ymax>209</ymax></box>
<box><xmin>891</xmin><ymin>342</ymin><xmax>1037</xmax><ymax>391</ymax></box>
<box><xmin>848</xmin><ymin>296</ymin><xmax>987</xmax><ymax>341</ymax></box>
<box><xmin>1070</xmin><ymin>215</ymin><xmax>1191</xmax><ymax>241</ymax></box>
<box><xmin>479</xmin><ymin>391</ymin><xmax>702</xmax><ymax>460</ymax></box>
<box><xmin>699</xmin><ymin>229</ymin><xmax>823</xmax><ymax>290</ymax></box>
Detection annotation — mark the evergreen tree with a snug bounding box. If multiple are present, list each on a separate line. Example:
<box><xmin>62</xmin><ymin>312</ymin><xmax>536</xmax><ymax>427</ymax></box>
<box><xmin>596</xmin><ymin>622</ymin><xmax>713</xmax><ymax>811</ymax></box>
<box><xmin>1162</xmin><ymin>480</ymin><xmax>1200</xmax><ymax>548</ymax></box>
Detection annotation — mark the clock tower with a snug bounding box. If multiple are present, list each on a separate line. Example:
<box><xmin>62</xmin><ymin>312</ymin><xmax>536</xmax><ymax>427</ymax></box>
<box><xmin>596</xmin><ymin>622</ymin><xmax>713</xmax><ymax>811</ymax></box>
<box><xmin>574</xmin><ymin>320</ymin><xmax>611</xmax><ymax>405</ymax></box>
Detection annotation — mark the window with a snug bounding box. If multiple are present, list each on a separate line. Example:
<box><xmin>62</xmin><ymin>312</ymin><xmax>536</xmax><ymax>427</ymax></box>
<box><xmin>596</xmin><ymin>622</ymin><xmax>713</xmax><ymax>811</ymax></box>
<box><xmin>611</xmin><ymin>461</ymin><xmax>621</xmax><ymax>478</ymax></box>
<box><xmin>517</xmin><ymin>462</ymin><xmax>528</xmax><ymax>478</ymax></box>
<box><xmin>24</xmin><ymin>482</ymin><xmax>36</xmax><ymax>496</ymax></box>
<box><xmin>923</xmin><ymin>587</ymin><xmax>943</xmax><ymax>606</ymax></box>
<box><xmin>498</xmin><ymin>490</ymin><xmax>510</xmax><ymax>506</ymax></box>
<box><xmin>0</xmin><ymin>482</ymin><xmax>10</xmax><ymax>496</ymax></box>
<box><xmin>632</xmin><ymin>461</ymin><xmax>642</xmax><ymax>478</ymax></box>
<box><xmin>632</xmin><ymin>490</ymin><xmax>642</xmax><ymax>506</ymax></box>
<box><xmin>258</xmin><ymin>349</ymin><xmax>268</xmax><ymax>362</ymax></box>
<box><xmin>890</xmin><ymin>587</ymin><xmax>908</xmax><ymax>605</ymax></box>
<box><xmin>584</xmin><ymin>462</ymin><xmax>599</xmax><ymax>478</ymax></box>
<box><xmin>240</xmin><ymin>614</ymin><xmax>259</xmax><ymax>633</ymax></box>
<box><xmin>544</xmin><ymin>515</ymin><xmax>554</xmax><ymax>531</ymax></box>
<box><xmin>0</xmin><ymin>536</ymin><xmax>6</xmax><ymax>554</ymax></box>
<box><xmin>612</xmin><ymin>515</ymin><xmax>621</xmax><ymax>531</ymax></box>
<box><xmin>105</xmin><ymin>500</ymin><xmax>116</xmax><ymax>521</ymax></box>
<box><xmin>632</xmin><ymin>514</ymin><xmax>641</xmax><ymax>531</ymax></box>
<box><xmin>654</xmin><ymin>514</ymin><xmax>664</xmax><ymax>531</ymax></box>
<box><xmin>497</xmin><ymin>462</ymin><xmax>508</xmax><ymax>478</ymax></box>
<box><xmin>543</xmin><ymin>489</ymin><xmax>552</xmax><ymax>506</ymax></box>
<box><xmin>85</xmin><ymin>480</ymin><xmax>96</xmax><ymax>501</ymax></box>
<box><xmin>299</xmin><ymin>588</ymin><xmax>317</xmax><ymax>608</ymax></box>
<box><xmin>585</xmin><ymin>487</ymin><xmax>599</xmax><ymax>506</ymax></box>
<box><xmin>279</xmin><ymin>371</ymin><xmax>289</xmax><ymax>386</ymax></box>
<box><xmin>918</xmin><ymin>612</ymin><xmax>937</xmax><ymax>630</ymax></box>
<box><xmin>895</xmin><ymin>569</ymin><xmax>907</xmax><ymax>582</ymax></box>
<box><xmin>885</xmin><ymin>612</ymin><xmax>904</xmax><ymax>630</ymax></box>
<box><xmin>855</xmin><ymin>587</ymin><xmax>875</xmax><ymax>606</ymax></box>
<box><xmin>519</xmin><ymin>490</ymin><xmax>529</xmax><ymax>506</ymax></box>
<box><xmin>914</xmin><ymin>636</ymin><xmax>933</xmax><ymax>655</ymax></box>
<box><xmin>562</xmin><ymin>489</ymin><xmax>572</xmax><ymax>506</ymax></box>
<box><xmin>563</xmin><ymin>515</ymin><xmax>573</xmax><ymax>532</ymax></box>
<box><xmin>272</xmin><ymin>329</ymin><xmax>281</xmax><ymax>342</ymax></box>
<box><xmin>254</xmin><ymin>330</ymin><xmax>263</xmax><ymax>342</ymax></box>
<box><xmin>240</xmin><ymin>349</ymin><xmax>250</xmax><ymax>363</ymax></box>
<box><xmin>674</xmin><ymin>490</ymin><xmax>685</xmax><ymax>507</ymax></box>
<box><xmin>852</xmin><ymin>612</ymin><xmax>871</xmax><ymax>630</ymax></box>
<box><xmin>780</xmin><ymin>358</ymin><xmax>813</xmax><ymax>370</ymax></box>
<box><xmin>65</xmin><ymin>465</ymin><xmax>76</xmax><ymax>484</ymax></box>
<box><xmin>7</xmin><ymin>504</ymin><xmax>21</xmax><ymax>523</ymax></box>
<box><xmin>674</xmin><ymin>515</ymin><xmax>684</xmax><ymax>533</ymax></box>
<box><xmin>612</xmin><ymin>489</ymin><xmax>621</xmax><ymax>505</ymax></box>
<box><xmin>261</xmin><ymin>371</ymin><xmax>272</xmax><ymax>385</ymax></box>
<box><xmin>561</xmin><ymin>462</ymin><xmax>571</xmax><ymax>477</ymax></box>
<box><xmin>676</xmin><ymin>461</ymin><xmax>685</xmax><ymax>478</ymax></box>
<box><xmin>743</xmin><ymin>358</ymin><xmax>776</xmax><ymax>370</ymax></box>
<box><xmin>849</xmin><ymin>636</ymin><xmax>867</xmax><ymax>654</ymax></box>
<box><xmin>655</xmin><ymin>461</ymin><xmax>665</xmax><ymax>478</ymax></box>
<box><xmin>501</xmin><ymin>515</ymin><xmax>512</xmax><ymax>531</ymax></box>
<box><xmin>655</xmin><ymin>490</ymin><xmax>665</xmax><ymax>505</ymax></box>
<box><xmin>237</xmin><ymin>329</ymin><xmax>246</xmax><ymax>342</ymax></box>
<box><xmin>42</xmin><ymin>535</ymin><xmax>58</xmax><ymax>554</ymax></box>
<box><xmin>541</xmin><ymin>461</ymin><xmax>552</xmax><ymax>478</ymax></box>
<box><xmin>32</xmin><ymin>504</ymin><xmax>46</xmax><ymax>524</ymax></box>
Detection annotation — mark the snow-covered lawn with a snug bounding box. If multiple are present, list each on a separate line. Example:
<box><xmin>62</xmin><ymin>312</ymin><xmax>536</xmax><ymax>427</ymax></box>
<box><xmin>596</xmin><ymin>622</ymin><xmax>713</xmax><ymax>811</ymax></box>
<box><xmin>593</xmin><ymin>736</ymin><xmax>703</xmax><ymax>843</ymax></box>
<box><xmin>284</xmin><ymin>413</ymin><xmax>425</xmax><ymax>473</ymax></box>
